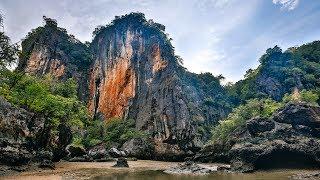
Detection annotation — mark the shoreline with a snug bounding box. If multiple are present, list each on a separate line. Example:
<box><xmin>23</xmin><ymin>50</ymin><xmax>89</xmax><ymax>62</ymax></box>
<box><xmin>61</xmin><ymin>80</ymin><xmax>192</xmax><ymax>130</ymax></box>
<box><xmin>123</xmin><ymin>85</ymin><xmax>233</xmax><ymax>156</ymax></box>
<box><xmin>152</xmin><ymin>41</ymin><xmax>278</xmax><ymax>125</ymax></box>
<box><xmin>1</xmin><ymin>160</ymin><xmax>179</xmax><ymax>180</ymax></box>
<box><xmin>2</xmin><ymin>160</ymin><xmax>320</xmax><ymax>180</ymax></box>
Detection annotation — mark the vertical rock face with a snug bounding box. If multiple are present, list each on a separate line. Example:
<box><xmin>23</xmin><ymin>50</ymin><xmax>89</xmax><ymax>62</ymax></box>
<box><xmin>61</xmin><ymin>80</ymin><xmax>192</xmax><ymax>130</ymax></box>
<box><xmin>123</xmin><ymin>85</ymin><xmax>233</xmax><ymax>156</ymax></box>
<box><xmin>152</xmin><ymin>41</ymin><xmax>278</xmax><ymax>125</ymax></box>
<box><xmin>23</xmin><ymin>45</ymin><xmax>66</xmax><ymax>79</ymax></box>
<box><xmin>18</xmin><ymin>13</ymin><xmax>230</xmax><ymax>157</ymax></box>
<box><xmin>88</xmin><ymin>13</ymin><xmax>228</xmax><ymax>155</ymax></box>
<box><xmin>17</xmin><ymin>17</ymin><xmax>92</xmax><ymax>101</ymax></box>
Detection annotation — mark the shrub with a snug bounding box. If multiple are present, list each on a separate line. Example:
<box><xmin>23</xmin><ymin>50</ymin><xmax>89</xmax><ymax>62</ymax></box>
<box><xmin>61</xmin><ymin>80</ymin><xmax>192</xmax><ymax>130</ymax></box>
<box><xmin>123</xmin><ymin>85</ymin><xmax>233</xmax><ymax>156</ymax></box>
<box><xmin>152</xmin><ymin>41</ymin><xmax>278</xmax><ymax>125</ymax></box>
<box><xmin>282</xmin><ymin>89</ymin><xmax>319</xmax><ymax>105</ymax></box>
<box><xmin>83</xmin><ymin>118</ymin><xmax>147</xmax><ymax>148</ymax></box>
<box><xmin>0</xmin><ymin>71</ymin><xmax>89</xmax><ymax>138</ymax></box>
<box><xmin>210</xmin><ymin>98</ymin><xmax>282</xmax><ymax>142</ymax></box>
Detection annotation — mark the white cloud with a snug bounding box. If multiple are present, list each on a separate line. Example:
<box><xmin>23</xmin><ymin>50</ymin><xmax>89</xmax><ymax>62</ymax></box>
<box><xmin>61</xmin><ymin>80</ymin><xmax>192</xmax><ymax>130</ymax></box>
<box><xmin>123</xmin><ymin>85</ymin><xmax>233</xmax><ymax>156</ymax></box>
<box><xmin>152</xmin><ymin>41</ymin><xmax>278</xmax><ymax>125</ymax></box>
<box><xmin>184</xmin><ymin>49</ymin><xmax>225</xmax><ymax>74</ymax></box>
<box><xmin>196</xmin><ymin>0</ymin><xmax>233</xmax><ymax>12</ymax></box>
<box><xmin>272</xmin><ymin>0</ymin><xmax>300</xmax><ymax>11</ymax></box>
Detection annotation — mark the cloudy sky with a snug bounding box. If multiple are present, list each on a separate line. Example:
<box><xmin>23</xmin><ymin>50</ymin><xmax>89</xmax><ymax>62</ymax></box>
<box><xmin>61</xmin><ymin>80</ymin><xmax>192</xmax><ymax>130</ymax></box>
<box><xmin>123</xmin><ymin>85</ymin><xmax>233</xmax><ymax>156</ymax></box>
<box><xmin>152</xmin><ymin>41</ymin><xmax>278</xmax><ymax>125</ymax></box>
<box><xmin>1</xmin><ymin>0</ymin><xmax>320</xmax><ymax>82</ymax></box>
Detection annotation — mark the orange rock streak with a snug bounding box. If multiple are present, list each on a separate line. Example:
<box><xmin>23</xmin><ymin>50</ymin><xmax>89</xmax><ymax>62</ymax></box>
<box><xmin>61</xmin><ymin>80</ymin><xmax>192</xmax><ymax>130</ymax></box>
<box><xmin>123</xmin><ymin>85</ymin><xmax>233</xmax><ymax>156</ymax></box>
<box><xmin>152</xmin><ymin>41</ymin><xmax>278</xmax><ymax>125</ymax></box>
<box><xmin>89</xmin><ymin>58</ymin><xmax>136</xmax><ymax>120</ymax></box>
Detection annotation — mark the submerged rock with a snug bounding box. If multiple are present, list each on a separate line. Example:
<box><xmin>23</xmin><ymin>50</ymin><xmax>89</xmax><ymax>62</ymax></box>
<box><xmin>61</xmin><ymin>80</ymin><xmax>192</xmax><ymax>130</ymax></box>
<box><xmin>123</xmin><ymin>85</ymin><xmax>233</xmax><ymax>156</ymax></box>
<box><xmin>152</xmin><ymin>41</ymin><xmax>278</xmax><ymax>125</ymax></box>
<box><xmin>112</xmin><ymin>157</ymin><xmax>129</xmax><ymax>168</ymax></box>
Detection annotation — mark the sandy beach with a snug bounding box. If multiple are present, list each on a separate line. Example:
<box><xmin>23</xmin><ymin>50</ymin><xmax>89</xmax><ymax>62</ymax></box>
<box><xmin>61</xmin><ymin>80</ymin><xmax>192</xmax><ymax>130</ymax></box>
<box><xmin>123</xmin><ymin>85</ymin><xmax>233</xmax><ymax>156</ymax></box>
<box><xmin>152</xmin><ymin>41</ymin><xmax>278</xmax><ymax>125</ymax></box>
<box><xmin>1</xmin><ymin>160</ymin><xmax>179</xmax><ymax>180</ymax></box>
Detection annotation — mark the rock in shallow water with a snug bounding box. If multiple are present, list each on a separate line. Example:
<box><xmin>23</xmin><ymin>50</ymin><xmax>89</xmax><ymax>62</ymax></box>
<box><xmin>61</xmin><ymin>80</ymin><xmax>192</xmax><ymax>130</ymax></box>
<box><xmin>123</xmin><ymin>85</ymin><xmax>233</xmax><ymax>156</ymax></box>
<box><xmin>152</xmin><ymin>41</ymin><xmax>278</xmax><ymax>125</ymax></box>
<box><xmin>112</xmin><ymin>157</ymin><xmax>129</xmax><ymax>168</ymax></box>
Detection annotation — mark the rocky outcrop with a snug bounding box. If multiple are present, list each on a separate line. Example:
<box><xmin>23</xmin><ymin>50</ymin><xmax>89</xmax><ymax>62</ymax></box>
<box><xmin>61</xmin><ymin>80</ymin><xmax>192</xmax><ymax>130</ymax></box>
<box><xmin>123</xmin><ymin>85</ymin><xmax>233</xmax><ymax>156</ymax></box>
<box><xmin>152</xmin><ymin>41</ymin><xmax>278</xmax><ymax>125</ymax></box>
<box><xmin>0</xmin><ymin>96</ymin><xmax>42</xmax><ymax>166</ymax></box>
<box><xmin>195</xmin><ymin>103</ymin><xmax>320</xmax><ymax>172</ymax></box>
<box><xmin>88</xmin><ymin>144</ymin><xmax>109</xmax><ymax>160</ymax></box>
<box><xmin>0</xmin><ymin>97</ymin><xmax>72</xmax><ymax>174</ymax></box>
<box><xmin>246</xmin><ymin>117</ymin><xmax>275</xmax><ymax>136</ymax></box>
<box><xmin>66</xmin><ymin>145</ymin><xmax>87</xmax><ymax>158</ymax></box>
<box><xmin>291</xmin><ymin>172</ymin><xmax>320</xmax><ymax>180</ymax></box>
<box><xmin>121</xmin><ymin>138</ymin><xmax>155</xmax><ymax>159</ymax></box>
<box><xmin>274</xmin><ymin>103</ymin><xmax>320</xmax><ymax>128</ymax></box>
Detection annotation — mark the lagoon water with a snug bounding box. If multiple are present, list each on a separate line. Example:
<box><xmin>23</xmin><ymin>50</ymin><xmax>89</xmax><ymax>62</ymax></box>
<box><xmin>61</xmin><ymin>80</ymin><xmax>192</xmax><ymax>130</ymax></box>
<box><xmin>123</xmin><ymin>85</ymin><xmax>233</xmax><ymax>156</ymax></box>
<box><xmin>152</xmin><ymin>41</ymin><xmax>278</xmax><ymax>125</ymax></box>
<box><xmin>92</xmin><ymin>170</ymin><xmax>304</xmax><ymax>180</ymax></box>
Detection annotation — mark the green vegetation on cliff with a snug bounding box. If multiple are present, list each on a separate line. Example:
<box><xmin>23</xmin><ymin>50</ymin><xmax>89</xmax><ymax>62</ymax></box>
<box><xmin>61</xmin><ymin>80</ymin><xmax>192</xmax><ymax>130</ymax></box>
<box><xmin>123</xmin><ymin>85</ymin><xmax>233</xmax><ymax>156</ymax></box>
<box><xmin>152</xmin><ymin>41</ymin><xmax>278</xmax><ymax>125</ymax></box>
<box><xmin>0</xmin><ymin>71</ymin><xmax>89</xmax><ymax>137</ymax></box>
<box><xmin>91</xmin><ymin>12</ymin><xmax>176</xmax><ymax>64</ymax></box>
<box><xmin>210</xmin><ymin>41</ymin><xmax>320</xmax><ymax>143</ymax></box>
<box><xmin>211</xmin><ymin>89</ymin><xmax>319</xmax><ymax>143</ymax></box>
<box><xmin>228</xmin><ymin>42</ymin><xmax>320</xmax><ymax>105</ymax></box>
<box><xmin>211</xmin><ymin>98</ymin><xmax>282</xmax><ymax>142</ymax></box>
<box><xmin>82</xmin><ymin>118</ymin><xmax>147</xmax><ymax>148</ymax></box>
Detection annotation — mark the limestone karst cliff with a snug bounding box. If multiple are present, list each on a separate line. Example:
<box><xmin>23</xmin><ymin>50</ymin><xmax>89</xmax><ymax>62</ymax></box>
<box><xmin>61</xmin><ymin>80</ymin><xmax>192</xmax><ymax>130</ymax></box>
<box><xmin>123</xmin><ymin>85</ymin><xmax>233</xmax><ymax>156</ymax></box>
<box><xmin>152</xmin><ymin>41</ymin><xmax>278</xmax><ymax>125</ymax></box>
<box><xmin>17</xmin><ymin>13</ymin><xmax>230</xmax><ymax>158</ymax></box>
<box><xmin>88</xmin><ymin>13</ymin><xmax>229</xmax><ymax>157</ymax></box>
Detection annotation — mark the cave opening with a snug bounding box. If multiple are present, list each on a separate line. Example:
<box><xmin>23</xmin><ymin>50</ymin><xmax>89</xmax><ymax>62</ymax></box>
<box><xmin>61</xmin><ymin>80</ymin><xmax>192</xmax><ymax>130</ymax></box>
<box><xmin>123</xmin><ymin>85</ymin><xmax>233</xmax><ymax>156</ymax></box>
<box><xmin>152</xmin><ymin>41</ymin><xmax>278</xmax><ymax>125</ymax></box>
<box><xmin>94</xmin><ymin>78</ymin><xmax>101</xmax><ymax>118</ymax></box>
<box><xmin>255</xmin><ymin>150</ymin><xmax>320</xmax><ymax>170</ymax></box>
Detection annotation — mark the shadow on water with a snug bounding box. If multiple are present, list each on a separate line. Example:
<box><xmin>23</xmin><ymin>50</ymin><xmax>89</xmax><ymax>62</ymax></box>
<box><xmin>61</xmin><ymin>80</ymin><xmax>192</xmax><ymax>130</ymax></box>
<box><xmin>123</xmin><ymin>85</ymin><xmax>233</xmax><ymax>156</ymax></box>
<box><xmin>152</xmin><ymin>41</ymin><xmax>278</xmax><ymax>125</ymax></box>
<box><xmin>255</xmin><ymin>150</ymin><xmax>320</xmax><ymax>170</ymax></box>
<box><xmin>91</xmin><ymin>170</ymin><xmax>297</xmax><ymax>180</ymax></box>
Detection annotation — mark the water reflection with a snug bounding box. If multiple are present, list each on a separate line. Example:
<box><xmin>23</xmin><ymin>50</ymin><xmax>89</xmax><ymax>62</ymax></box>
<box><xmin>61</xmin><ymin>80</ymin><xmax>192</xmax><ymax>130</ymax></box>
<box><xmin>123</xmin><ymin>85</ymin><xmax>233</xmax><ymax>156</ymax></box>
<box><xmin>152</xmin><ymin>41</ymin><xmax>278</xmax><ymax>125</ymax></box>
<box><xmin>91</xmin><ymin>170</ymin><xmax>295</xmax><ymax>180</ymax></box>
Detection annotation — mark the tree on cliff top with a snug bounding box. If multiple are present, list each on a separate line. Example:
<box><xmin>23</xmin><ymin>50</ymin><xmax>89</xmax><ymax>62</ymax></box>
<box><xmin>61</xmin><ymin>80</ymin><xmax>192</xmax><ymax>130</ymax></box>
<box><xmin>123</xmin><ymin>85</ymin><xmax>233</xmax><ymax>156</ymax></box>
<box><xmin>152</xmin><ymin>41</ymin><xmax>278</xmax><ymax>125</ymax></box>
<box><xmin>0</xmin><ymin>14</ymin><xmax>19</xmax><ymax>69</ymax></box>
<box><xmin>18</xmin><ymin>16</ymin><xmax>92</xmax><ymax>71</ymax></box>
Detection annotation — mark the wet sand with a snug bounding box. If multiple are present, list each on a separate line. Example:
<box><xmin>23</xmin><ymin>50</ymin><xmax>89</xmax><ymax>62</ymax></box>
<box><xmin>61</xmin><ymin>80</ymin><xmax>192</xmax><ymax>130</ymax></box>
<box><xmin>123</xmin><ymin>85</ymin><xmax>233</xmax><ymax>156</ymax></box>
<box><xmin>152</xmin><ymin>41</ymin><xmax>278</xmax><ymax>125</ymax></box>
<box><xmin>1</xmin><ymin>160</ymin><xmax>179</xmax><ymax>180</ymax></box>
<box><xmin>1</xmin><ymin>161</ymin><xmax>320</xmax><ymax>180</ymax></box>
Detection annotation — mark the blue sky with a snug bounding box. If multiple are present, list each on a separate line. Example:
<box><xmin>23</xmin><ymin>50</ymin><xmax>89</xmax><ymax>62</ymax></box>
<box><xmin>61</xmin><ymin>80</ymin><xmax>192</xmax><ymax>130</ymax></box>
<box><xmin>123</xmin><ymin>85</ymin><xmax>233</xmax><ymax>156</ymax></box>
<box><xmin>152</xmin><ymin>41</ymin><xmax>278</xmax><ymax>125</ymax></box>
<box><xmin>1</xmin><ymin>0</ymin><xmax>320</xmax><ymax>82</ymax></box>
